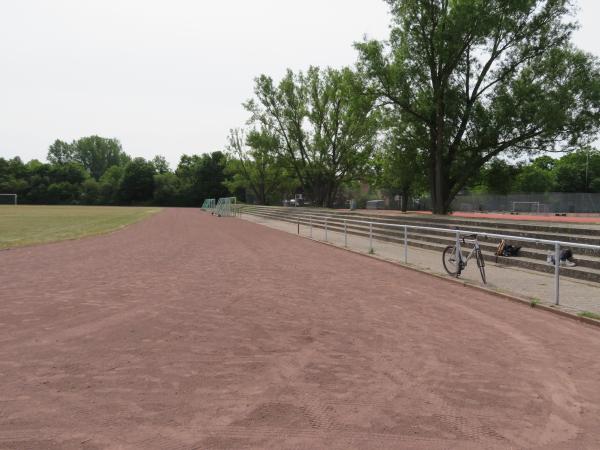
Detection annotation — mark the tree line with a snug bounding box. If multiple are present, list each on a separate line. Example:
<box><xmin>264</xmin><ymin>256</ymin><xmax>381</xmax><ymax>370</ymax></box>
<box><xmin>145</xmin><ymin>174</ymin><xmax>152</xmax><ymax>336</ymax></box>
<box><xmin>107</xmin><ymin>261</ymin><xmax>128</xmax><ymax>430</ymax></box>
<box><xmin>0</xmin><ymin>136</ymin><xmax>232</xmax><ymax>206</ymax></box>
<box><xmin>2</xmin><ymin>1</ymin><xmax>600</xmax><ymax>212</ymax></box>
<box><xmin>470</xmin><ymin>150</ymin><xmax>600</xmax><ymax>195</ymax></box>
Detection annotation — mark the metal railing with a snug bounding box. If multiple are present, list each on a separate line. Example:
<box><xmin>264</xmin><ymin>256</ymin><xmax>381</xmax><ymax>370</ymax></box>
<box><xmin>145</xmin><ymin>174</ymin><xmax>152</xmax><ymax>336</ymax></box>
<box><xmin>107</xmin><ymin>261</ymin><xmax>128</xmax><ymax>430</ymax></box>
<box><xmin>241</xmin><ymin>208</ymin><xmax>600</xmax><ymax>306</ymax></box>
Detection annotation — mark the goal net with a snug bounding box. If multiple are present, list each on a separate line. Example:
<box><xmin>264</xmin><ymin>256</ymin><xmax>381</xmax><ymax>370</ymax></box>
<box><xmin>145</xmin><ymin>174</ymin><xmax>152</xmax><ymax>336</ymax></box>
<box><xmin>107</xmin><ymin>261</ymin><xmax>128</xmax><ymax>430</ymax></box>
<box><xmin>214</xmin><ymin>197</ymin><xmax>237</xmax><ymax>217</ymax></box>
<box><xmin>511</xmin><ymin>201</ymin><xmax>548</xmax><ymax>213</ymax></box>
<box><xmin>0</xmin><ymin>194</ymin><xmax>17</xmax><ymax>205</ymax></box>
<box><xmin>201</xmin><ymin>198</ymin><xmax>216</xmax><ymax>211</ymax></box>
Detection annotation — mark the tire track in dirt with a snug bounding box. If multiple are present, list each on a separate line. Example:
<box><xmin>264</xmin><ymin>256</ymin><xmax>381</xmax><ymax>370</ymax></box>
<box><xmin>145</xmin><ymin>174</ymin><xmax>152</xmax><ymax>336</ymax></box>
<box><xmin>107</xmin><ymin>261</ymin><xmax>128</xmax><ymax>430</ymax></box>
<box><xmin>1</xmin><ymin>208</ymin><xmax>600</xmax><ymax>449</ymax></box>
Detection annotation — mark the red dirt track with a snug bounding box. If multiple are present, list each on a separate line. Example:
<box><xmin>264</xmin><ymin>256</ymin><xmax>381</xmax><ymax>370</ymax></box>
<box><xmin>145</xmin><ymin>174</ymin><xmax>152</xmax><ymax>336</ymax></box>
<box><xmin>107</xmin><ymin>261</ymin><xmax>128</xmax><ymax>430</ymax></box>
<box><xmin>1</xmin><ymin>208</ymin><xmax>600</xmax><ymax>449</ymax></box>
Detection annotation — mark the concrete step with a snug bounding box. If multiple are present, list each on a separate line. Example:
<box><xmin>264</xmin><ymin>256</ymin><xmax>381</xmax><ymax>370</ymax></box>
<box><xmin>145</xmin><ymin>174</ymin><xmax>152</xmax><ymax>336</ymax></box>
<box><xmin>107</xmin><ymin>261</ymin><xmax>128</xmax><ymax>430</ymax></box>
<box><xmin>243</xmin><ymin>206</ymin><xmax>600</xmax><ymax>254</ymax></box>
<box><xmin>241</xmin><ymin>207</ymin><xmax>600</xmax><ymax>284</ymax></box>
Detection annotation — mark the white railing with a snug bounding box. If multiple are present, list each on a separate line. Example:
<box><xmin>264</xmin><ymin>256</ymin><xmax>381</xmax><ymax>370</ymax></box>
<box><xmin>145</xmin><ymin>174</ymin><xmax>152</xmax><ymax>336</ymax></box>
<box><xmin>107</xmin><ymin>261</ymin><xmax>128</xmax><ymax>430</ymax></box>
<box><xmin>241</xmin><ymin>208</ymin><xmax>600</xmax><ymax>307</ymax></box>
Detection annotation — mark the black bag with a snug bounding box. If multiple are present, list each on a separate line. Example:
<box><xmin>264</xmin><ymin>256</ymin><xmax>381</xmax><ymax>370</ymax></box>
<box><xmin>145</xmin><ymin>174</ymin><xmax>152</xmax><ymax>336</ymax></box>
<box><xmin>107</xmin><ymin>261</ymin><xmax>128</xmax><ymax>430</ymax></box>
<box><xmin>503</xmin><ymin>245</ymin><xmax>521</xmax><ymax>257</ymax></box>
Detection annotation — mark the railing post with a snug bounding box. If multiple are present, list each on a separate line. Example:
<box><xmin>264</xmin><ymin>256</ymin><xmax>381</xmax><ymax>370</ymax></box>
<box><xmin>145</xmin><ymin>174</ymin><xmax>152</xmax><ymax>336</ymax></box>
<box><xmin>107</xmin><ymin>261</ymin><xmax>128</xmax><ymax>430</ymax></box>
<box><xmin>455</xmin><ymin>231</ymin><xmax>462</xmax><ymax>263</ymax></box>
<box><xmin>554</xmin><ymin>242</ymin><xmax>561</xmax><ymax>306</ymax></box>
<box><xmin>344</xmin><ymin>219</ymin><xmax>347</xmax><ymax>247</ymax></box>
<box><xmin>310</xmin><ymin>215</ymin><xmax>313</xmax><ymax>238</ymax></box>
<box><xmin>404</xmin><ymin>226</ymin><xmax>408</xmax><ymax>263</ymax></box>
<box><xmin>369</xmin><ymin>223</ymin><xmax>373</xmax><ymax>253</ymax></box>
<box><xmin>325</xmin><ymin>218</ymin><xmax>328</xmax><ymax>242</ymax></box>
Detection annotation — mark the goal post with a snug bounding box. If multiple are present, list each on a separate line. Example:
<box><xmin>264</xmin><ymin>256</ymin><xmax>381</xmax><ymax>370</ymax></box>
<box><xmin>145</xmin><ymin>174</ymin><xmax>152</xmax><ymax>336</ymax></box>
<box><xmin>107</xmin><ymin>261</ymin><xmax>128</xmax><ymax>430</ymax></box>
<box><xmin>214</xmin><ymin>197</ymin><xmax>237</xmax><ymax>217</ymax></box>
<box><xmin>512</xmin><ymin>201</ymin><xmax>540</xmax><ymax>213</ymax></box>
<box><xmin>0</xmin><ymin>194</ymin><xmax>17</xmax><ymax>205</ymax></box>
<box><xmin>201</xmin><ymin>198</ymin><xmax>216</xmax><ymax>211</ymax></box>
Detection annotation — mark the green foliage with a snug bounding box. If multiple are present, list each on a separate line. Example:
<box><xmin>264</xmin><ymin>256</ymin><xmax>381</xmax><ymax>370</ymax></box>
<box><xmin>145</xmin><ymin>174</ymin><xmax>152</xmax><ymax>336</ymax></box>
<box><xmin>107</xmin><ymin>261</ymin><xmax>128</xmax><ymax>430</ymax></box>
<box><xmin>152</xmin><ymin>155</ymin><xmax>170</xmax><ymax>174</ymax></box>
<box><xmin>2</xmin><ymin>142</ymin><xmax>235</xmax><ymax>207</ymax></box>
<box><xmin>471</xmin><ymin>150</ymin><xmax>600</xmax><ymax>194</ymax></box>
<box><xmin>176</xmin><ymin>151</ymin><xmax>230</xmax><ymax>206</ymax></box>
<box><xmin>578</xmin><ymin>311</ymin><xmax>600</xmax><ymax>321</ymax></box>
<box><xmin>99</xmin><ymin>165</ymin><xmax>125</xmax><ymax>204</ymax></box>
<box><xmin>514</xmin><ymin>164</ymin><xmax>555</xmax><ymax>193</ymax></box>
<box><xmin>224</xmin><ymin>128</ymin><xmax>296</xmax><ymax>205</ymax></box>
<box><xmin>119</xmin><ymin>158</ymin><xmax>156</xmax><ymax>204</ymax></box>
<box><xmin>81</xmin><ymin>178</ymin><xmax>101</xmax><ymax>204</ymax></box>
<box><xmin>153</xmin><ymin>172</ymin><xmax>182</xmax><ymax>205</ymax></box>
<box><xmin>245</xmin><ymin>66</ymin><xmax>378</xmax><ymax>207</ymax></box>
<box><xmin>554</xmin><ymin>148</ymin><xmax>600</xmax><ymax>192</ymax></box>
<box><xmin>47</xmin><ymin>135</ymin><xmax>130</xmax><ymax>180</ymax></box>
<box><xmin>356</xmin><ymin>0</ymin><xmax>600</xmax><ymax>213</ymax></box>
<box><xmin>475</xmin><ymin>159</ymin><xmax>519</xmax><ymax>195</ymax></box>
<box><xmin>374</xmin><ymin>113</ymin><xmax>428</xmax><ymax>211</ymax></box>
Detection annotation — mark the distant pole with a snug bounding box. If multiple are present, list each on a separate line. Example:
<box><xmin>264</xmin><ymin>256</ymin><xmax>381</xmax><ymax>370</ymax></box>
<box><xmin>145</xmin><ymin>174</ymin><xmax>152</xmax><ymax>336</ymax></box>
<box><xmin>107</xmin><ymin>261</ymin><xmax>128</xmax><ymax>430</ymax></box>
<box><xmin>586</xmin><ymin>149</ymin><xmax>590</xmax><ymax>192</ymax></box>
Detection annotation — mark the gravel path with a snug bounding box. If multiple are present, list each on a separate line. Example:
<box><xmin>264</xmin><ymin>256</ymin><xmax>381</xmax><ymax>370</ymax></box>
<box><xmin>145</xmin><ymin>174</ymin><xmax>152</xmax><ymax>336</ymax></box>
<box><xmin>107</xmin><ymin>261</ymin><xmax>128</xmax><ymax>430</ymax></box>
<box><xmin>1</xmin><ymin>208</ymin><xmax>599</xmax><ymax>449</ymax></box>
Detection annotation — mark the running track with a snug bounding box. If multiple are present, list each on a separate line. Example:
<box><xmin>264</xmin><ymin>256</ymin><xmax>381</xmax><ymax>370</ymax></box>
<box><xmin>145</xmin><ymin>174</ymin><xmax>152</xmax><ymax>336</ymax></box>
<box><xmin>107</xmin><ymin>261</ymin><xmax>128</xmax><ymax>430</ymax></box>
<box><xmin>1</xmin><ymin>208</ymin><xmax>599</xmax><ymax>449</ymax></box>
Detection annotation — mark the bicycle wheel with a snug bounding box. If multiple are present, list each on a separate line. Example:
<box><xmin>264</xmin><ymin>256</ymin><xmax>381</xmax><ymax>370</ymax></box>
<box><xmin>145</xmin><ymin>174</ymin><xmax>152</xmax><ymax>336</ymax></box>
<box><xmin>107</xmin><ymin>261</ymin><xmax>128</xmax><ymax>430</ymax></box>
<box><xmin>442</xmin><ymin>245</ymin><xmax>461</xmax><ymax>276</ymax></box>
<box><xmin>476</xmin><ymin>250</ymin><xmax>487</xmax><ymax>284</ymax></box>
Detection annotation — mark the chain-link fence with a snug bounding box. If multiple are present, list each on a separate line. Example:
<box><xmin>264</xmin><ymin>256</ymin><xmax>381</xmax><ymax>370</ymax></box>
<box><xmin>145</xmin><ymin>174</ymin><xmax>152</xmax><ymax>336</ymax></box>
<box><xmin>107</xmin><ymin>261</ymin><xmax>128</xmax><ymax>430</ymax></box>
<box><xmin>448</xmin><ymin>193</ymin><xmax>600</xmax><ymax>214</ymax></box>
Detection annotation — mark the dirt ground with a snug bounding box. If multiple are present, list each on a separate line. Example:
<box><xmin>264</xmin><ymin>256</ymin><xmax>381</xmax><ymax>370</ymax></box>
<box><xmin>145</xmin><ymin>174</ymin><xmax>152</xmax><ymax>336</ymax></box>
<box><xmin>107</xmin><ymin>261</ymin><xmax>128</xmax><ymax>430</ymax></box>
<box><xmin>1</xmin><ymin>208</ymin><xmax>600</xmax><ymax>449</ymax></box>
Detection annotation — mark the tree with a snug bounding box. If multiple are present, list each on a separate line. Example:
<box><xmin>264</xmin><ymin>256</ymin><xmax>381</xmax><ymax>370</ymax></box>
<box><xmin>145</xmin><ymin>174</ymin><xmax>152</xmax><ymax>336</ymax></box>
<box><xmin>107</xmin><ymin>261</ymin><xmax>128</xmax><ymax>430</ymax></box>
<box><xmin>47</xmin><ymin>140</ymin><xmax>75</xmax><ymax>164</ymax></box>
<box><xmin>153</xmin><ymin>172</ymin><xmax>182</xmax><ymax>205</ymax></box>
<box><xmin>81</xmin><ymin>178</ymin><xmax>101</xmax><ymax>204</ymax></box>
<box><xmin>554</xmin><ymin>148</ymin><xmax>600</xmax><ymax>192</ymax></box>
<box><xmin>375</xmin><ymin>115</ymin><xmax>427</xmax><ymax>211</ymax></box>
<box><xmin>357</xmin><ymin>0</ymin><xmax>600</xmax><ymax>213</ymax></box>
<box><xmin>224</xmin><ymin>128</ymin><xmax>294</xmax><ymax>205</ymax></box>
<box><xmin>46</xmin><ymin>136</ymin><xmax>130</xmax><ymax>180</ymax></box>
<box><xmin>514</xmin><ymin>164</ymin><xmax>554</xmax><ymax>193</ymax></box>
<box><xmin>476</xmin><ymin>159</ymin><xmax>519</xmax><ymax>195</ymax></box>
<box><xmin>99</xmin><ymin>165</ymin><xmax>124</xmax><ymax>204</ymax></box>
<box><xmin>119</xmin><ymin>158</ymin><xmax>155</xmax><ymax>204</ymax></box>
<box><xmin>152</xmin><ymin>155</ymin><xmax>170</xmax><ymax>174</ymax></box>
<box><xmin>176</xmin><ymin>151</ymin><xmax>230</xmax><ymax>205</ymax></box>
<box><xmin>246</xmin><ymin>66</ymin><xmax>378</xmax><ymax>207</ymax></box>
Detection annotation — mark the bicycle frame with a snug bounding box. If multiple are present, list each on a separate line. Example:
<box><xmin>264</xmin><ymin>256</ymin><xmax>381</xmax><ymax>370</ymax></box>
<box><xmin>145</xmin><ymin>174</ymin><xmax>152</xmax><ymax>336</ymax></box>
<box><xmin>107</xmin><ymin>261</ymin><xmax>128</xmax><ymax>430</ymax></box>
<box><xmin>456</xmin><ymin>238</ymin><xmax>480</xmax><ymax>271</ymax></box>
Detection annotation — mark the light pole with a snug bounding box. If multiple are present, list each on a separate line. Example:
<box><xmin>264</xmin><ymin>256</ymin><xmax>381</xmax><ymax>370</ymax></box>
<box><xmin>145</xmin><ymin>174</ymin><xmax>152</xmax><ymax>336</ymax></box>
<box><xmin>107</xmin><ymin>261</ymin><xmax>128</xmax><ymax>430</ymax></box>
<box><xmin>586</xmin><ymin>148</ymin><xmax>590</xmax><ymax>192</ymax></box>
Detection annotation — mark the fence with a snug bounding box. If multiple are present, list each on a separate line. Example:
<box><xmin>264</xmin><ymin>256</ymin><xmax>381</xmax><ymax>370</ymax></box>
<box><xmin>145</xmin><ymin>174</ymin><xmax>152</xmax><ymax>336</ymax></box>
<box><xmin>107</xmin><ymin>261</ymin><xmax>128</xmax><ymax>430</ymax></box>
<box><xmin>450</xmin><ymin>193</ymin><xmax>600</xmax><ymax>214</ymax></box>
<box><xmin>242</xmin><ymin>209</ymin><xmax>600</xmax><ymax>307</ymax></box>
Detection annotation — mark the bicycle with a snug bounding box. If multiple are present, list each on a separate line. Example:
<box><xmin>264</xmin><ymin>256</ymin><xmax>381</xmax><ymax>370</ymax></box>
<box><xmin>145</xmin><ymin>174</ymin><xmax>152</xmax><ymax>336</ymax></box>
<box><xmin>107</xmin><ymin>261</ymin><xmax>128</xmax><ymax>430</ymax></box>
<box><xmin>442</xmin><ymin>234</ymin><xmax>487</xmax><ymax>284</ymax></box>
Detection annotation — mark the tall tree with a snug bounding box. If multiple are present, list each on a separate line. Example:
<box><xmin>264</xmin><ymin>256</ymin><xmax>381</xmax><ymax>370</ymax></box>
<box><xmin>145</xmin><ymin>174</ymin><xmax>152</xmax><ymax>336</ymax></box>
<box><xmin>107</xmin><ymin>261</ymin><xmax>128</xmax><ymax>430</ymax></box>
<box><xmin>47</xmin><ymin>136</ymin><xmax>130</xmax><ymax>180</ymax></box>
<box><xmin>375</xmin><ymin>115</ymin><xmax>427</xmax><ymax>211</ymax></box>
<box><xmin>152</xmin><ymin>155</ymin><xmax>170</xmax><ymax>174</ymax></box>
<box><xmin>176</xmin><ymin>151</ymin><xmax>230</xmax><ymax>205</ymax></box>
<box><xmin>119</xmin><ymin>158</ymin><xmax>156</xmax><ymax>204</ymax></box>
<box><xmin>357</xmin><ymin>0</ymin><xmax>600</xmax><ymax>214</ymax></box>
<box><xmin>554</xmin><ymin>148</ymin><xmax>600</xmax><ymax>192</ymax></box>
<box><xmin>47</xmin><ymin>140</ymin><xmax>75</xmax><ymax>164</ymax></box>
<box><xmin>225</xmin><ymin>128</ymin><xmax>294</xmax><ymax>205</ymax></box>
<box><xmin>246</xmin><ymin>66</ymin><xmax>378</xmax><ymax>207</ymax></box>
<box><xmin>476</xmin><ymin>159</ymin><xmax>519</xmax><ymax>194</ymax></box>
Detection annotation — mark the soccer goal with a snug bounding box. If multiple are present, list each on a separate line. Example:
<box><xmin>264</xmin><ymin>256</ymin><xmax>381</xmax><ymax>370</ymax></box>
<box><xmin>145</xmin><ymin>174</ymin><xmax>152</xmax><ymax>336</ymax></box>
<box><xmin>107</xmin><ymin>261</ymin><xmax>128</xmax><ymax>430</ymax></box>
<box><xmin>0</xmin><ymin>194</ymin><xmax>17</xmax><ymax>205</ymax></box>
<box><xmin>214</xmin><ymin>197</ymin><xmax>237</xmax><ymax>217</ymax></box>
<box><xmin>512</xmin><ymin>201</ymin><xmax>542</xmax><ymax>214</ymax></box>
<box><xmin>201</xmin><ymin>198</ymin><xmax>216</xmax><ymax>211</ymax></box>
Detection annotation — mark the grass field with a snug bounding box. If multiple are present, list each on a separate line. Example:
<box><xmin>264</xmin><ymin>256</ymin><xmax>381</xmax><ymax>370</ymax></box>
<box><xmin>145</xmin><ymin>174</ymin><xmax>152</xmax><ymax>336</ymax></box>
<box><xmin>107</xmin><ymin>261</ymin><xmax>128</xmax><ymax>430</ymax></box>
<box><xmin>0</xmin><ymin>205</ymin><xmax>161</xmax><ymax>249</ymax></box>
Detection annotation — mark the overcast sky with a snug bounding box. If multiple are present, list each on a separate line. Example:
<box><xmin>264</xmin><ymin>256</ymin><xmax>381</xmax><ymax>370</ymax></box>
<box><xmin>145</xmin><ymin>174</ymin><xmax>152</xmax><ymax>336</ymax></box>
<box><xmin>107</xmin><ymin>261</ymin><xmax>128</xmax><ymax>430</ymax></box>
<box><xmin>1</xmin><ymin>0</ymin><xmax>599</xmax><ymax>168</ymax></box>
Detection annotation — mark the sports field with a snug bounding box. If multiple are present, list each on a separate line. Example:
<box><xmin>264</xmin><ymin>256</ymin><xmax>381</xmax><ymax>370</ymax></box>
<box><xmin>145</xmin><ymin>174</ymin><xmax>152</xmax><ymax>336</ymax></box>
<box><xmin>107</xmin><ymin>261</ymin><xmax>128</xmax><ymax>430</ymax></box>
<box><xmin>1</xmin><ymin>209</ymin><xmax>600</xmax><ymax>449</ymax></box>
<box><xmin>0</xmin><ymin>205</ymin><xmax>160</xmax><ymax>249</ymax></box>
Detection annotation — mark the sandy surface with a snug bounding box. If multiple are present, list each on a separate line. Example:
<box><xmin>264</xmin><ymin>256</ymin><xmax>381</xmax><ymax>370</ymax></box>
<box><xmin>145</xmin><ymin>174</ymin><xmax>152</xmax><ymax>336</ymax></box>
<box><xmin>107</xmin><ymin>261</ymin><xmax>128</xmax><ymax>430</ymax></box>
<box><xmin>1</xmin><ymin>208</ymin><xmax>600</xmax><ymax>449</ymax></box>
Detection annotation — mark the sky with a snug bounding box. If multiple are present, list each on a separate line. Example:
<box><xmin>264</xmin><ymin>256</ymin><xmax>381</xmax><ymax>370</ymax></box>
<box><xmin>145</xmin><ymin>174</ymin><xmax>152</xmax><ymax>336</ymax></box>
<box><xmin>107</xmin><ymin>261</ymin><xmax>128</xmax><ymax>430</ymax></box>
<box><xmin>1</xmin><ymin>0</ymin><xmax>599</xmax><ymax>168</ymax></box>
